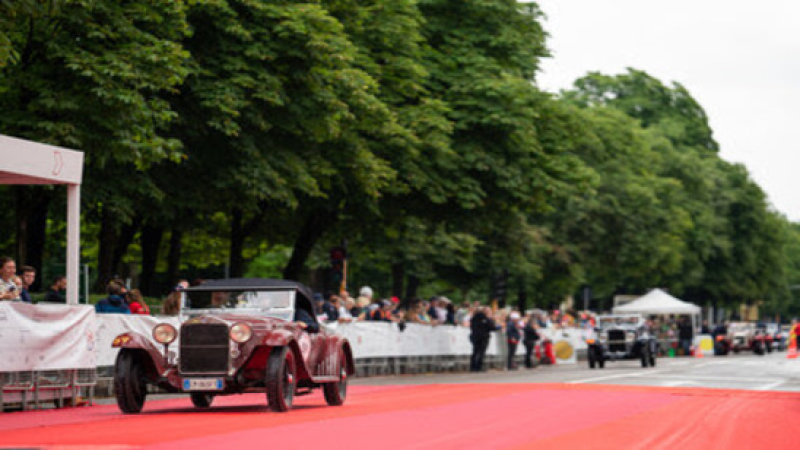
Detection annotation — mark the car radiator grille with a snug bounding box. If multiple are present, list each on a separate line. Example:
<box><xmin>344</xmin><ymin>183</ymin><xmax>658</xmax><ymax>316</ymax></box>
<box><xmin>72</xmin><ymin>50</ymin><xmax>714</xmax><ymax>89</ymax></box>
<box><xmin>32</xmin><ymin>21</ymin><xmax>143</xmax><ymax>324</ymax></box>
<box><xmin>180</xmin><ymin>323</ymin><xmax>229</xmax><ymax>374</ymax></box>
<box><xmin>607</xmin><ymin>330</ymin><xmax>627</xmax><ymax>352</ymax></box>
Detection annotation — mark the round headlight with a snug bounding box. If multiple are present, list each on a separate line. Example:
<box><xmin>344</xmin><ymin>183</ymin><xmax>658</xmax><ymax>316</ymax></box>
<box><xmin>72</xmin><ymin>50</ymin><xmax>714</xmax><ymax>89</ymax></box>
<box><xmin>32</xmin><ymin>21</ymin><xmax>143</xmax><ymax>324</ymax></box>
<box><xmin>230</xmin><ymin>323</ymin><xmax>253</xmax><ymax>344</ymax></box>
<box><xmin>153</xmin><ymin>323</ymin><xmax>177</xmax><ymax>344</ymax></box>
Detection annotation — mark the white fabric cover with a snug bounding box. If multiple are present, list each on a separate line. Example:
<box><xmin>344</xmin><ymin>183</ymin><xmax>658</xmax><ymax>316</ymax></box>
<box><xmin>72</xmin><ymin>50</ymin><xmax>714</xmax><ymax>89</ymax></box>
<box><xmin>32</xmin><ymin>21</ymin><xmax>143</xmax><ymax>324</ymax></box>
<box><xmin>613</xmin><ymin>288</ymin><xmax>701</xmax><ymax>315</ymax></box>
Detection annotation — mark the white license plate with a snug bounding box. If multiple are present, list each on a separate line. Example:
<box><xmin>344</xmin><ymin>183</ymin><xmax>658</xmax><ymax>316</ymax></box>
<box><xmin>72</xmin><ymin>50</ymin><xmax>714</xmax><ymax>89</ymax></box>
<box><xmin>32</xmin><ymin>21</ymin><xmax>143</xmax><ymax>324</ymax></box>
<box><xmin>183</xmin><ymin>378</ymin><xmax>224</xmax><ymax>391</ymax></box>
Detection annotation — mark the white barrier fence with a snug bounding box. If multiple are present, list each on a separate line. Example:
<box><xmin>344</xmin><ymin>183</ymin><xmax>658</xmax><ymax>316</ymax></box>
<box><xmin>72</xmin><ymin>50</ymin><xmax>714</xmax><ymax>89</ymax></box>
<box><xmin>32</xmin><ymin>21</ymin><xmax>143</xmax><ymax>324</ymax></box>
<box><xmin>1</xmin><ymin>302</ymin><xmax>588</xmax><ymax>372</ymax></box>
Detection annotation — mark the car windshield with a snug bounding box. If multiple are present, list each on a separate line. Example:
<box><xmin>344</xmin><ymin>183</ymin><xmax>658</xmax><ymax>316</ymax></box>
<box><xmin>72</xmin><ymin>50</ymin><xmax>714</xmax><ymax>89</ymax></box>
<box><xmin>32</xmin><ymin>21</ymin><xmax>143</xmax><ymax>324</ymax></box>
<box><xmin>598</xmin><ymin>315</ymin><xmax>642</xmax><ymax>329</ymax></box>
<box><xmin>182</xmin><ymin>289</ymin><xmax>295</xmax><ymax>320</ymax></box>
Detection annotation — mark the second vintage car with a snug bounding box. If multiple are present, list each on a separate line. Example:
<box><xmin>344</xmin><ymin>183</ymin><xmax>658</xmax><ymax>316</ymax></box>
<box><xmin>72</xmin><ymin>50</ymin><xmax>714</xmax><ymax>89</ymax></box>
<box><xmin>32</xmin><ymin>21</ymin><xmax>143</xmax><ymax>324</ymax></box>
<box><xmin>585</xmin><ymin>314</ymin><xmax>658</xmax><ymax>369</ymax></box>
<box><xmin>111</xmin><ymin>278</ymin><xmax>354</xmax><ymax>414</ymax></box>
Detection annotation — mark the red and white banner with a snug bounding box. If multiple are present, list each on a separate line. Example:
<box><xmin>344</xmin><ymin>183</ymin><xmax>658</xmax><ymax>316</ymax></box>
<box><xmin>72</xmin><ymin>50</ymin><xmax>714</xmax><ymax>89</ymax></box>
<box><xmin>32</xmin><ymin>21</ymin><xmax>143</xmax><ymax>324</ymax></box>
<box><xmin>0</xmin><ymin>302</ymin><xmax>96</xmax><ymax>371</ymax></box>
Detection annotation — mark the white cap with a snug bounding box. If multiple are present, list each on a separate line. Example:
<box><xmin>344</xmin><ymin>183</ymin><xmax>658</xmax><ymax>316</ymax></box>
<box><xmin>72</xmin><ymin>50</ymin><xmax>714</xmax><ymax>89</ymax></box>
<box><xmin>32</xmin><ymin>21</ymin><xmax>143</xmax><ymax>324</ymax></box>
<box><xmin>510</xmin><ymin>312</ymin><xmax>520</xmax><ymax>320</ymax></box>
<box><xmin>359</xmin><ymin>286</ymin><xmax>373</xmax><ymax>298</ymax></box>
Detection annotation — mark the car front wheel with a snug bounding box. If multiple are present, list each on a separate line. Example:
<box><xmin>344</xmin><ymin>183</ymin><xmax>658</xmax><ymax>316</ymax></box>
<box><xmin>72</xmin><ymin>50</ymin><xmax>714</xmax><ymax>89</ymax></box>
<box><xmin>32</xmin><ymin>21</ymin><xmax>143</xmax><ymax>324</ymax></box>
<box><xmin>191</xmin><ymin>393</ymin><xmax>214</xmax><ymax>408</ymax></box>
<box><xmin>323</xmin><ymin>354</ymin><xmax>348</xmax><ymax>406</ymax></box>
<box><xmin>266</xmin><ymin>346</ymin><xmax>297</xmax><ymax>412</ymax></box>
<box><xmin>114</xmin><ymin>349</ymin><xmax>147</xmax><ymax>414</ymax></box>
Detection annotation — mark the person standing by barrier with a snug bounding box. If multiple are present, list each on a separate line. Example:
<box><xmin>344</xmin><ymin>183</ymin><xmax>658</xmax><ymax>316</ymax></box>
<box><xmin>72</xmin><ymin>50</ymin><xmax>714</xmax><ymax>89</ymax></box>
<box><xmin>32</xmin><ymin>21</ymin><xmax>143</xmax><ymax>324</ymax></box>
<box><xmin>506</xmin><ymin>311</ymin><xmax>521</xmax><ymax>370</ymax></box>
<box><xmin>18</xmin><ymin>266</ymin><xmax>36</xmax><ymax>303</ymax></box>
<box><xmin>42</xmin><ymin>275</ymin><xmax>67</xmax><ymax>303</ymax></box>
<box><xmin>470</xmin><ymin>306</ymin><xmax>500</xmax><ymax>372</ymax></box>
<box><xmin>523</xmin><ymin>314</ymin><xmax>540</xmax><ymax>368</ymax></box>
<box><xmin>678</xmin><ymin>316</ymin><xmax>694</xmax><ymax>356</ymax></box>
<box><xmin>95</xmin><ymin>281</ymin><xmax>130</xmax><ymax>314</ymax></box>
<box><xmin>0</xmin><ymin>257</ymin><xmax>19</xmax><ymax>301</ymax></box>
<box><xmin>127</xmin><ymin>289</ymin><xmax>150</xmax><ymax>315</ymax></box>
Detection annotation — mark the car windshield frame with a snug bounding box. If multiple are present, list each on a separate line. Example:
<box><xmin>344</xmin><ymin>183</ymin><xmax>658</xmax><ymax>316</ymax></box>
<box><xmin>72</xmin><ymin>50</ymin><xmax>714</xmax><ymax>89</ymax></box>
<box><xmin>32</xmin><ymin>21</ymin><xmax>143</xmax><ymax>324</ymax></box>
<box><xmin>180</xmin><ymin>289</ymin><xmax>296</xmax><ymax>321</ymax></box>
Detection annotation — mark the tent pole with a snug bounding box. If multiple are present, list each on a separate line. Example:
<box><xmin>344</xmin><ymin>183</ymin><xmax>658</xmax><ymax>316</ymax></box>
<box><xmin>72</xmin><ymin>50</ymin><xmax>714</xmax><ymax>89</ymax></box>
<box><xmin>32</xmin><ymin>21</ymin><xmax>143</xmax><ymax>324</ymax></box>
<box><xmin>66</xmin><ymin>184</ymin><xmax>80</xmax><ymax>305</ymax></box>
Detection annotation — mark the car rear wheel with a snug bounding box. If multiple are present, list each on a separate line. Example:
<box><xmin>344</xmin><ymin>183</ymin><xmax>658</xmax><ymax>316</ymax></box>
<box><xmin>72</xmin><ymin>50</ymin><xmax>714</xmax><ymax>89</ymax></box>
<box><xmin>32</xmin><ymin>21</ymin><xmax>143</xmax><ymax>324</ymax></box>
<box><xmin>191</xmin><ymin>393</ymin><xmax>214</xmax><ymax>408</ymax></box>
<box><xmin>114</xmin><ymin>349</ymin><xmax>147</xmax><ymax>414</ymax></box>
<box><xmin>266</xmin><ymin>346</ymin><xmax>296</xmax><ymax>412</ymax></box>
<box><xmin>323</xmin><ymin>354</ymin><xmax>348</xmax><ymax>406</ymax></box>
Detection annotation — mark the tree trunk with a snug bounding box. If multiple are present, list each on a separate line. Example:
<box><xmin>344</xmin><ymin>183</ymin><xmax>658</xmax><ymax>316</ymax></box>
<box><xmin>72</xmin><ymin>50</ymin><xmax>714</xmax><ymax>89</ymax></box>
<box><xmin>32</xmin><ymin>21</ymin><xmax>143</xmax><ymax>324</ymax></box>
<box><xmin>283</xmin><ymin>208</ymin><xmax>337</xmax><ymax>281</ymax></box>
<box><xmin>405</xmin><ymin>275</ymin><xmax>420</xmax><ymax>300</ymax></box>
<box><xmin>25</xmin><ymin>189</ymin><xmax>50</xmax><ymax>292</ymax></box>
<box><xmin>166</xmin><ymin>228</ymin><xmax>183</xmax><ymax>287</ymax></box>
<box><xmin>516</xmin><ymin>286</ymin><xmax>527</xmax><ymax>315</ymax></box>
<box><xmin>391</xmin><ymin>262</ymin><xmax>404</xmax><ymax>298</ymax></box>
<box><xmin>229</xmin><ymin>205</ymin><xmax>269</xmax><ymax>278</ymax></box>
<box><xmin>94</xmin><ymin>210</ymin><xmax>118</xmax><ymax>292</ymax></box>
<box><xmin>139</xmin><ymin>225</ymin><xmax>164</xmax><ymax>296</ymax></box>
<box><xmin>229</xmin><ymin>208</ymin><xmax>244</xmax><ymax>278</ymax></box>
<box><xmin>14</xmin><ymin>186</ymin><xmax>30</xmax><ymax>265</ymax></box>
<box><xmin>112</xmin><ymin>221</ymin><xmax>138</xmax><ymax>281</ymax></box>
<box><xmin>14</xmin><ymin>187</ymin><xmax>52</xmax><ymax>292</ymax></box>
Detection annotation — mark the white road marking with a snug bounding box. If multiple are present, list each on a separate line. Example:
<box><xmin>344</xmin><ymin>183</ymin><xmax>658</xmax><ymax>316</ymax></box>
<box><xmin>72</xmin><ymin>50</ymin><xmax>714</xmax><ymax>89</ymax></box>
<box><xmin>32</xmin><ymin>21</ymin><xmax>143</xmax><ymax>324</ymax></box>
<box><xmin>660</xmin><ymin>380</ymin><xmax>694</xmax><ymax>387</ymax></box>
<box><xmin>756</xmin><ymin>380</ymin><xmax>786</xmax><ymax>390</ymax></box>
<box><xmin>568</xmin><ymin>371</ymin><xmax>653</xmax><ymax>384</ymax></box>
<box><xmin>648</xmin><ymin>374</ymin><xmax>783</xmax><ymax>383</ymax></box>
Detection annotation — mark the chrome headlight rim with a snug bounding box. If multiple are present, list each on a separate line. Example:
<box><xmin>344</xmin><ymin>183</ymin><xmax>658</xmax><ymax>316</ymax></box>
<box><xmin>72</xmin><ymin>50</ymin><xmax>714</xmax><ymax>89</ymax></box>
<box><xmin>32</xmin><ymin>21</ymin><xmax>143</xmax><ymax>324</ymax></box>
<box><xmin>152</xmin><ymin>323</ymin><xmax>178</xmax><ymax>345</ymax></box>
<box><xmin>229</xmin><ymin>322</ymin><xmax>253</xmax><ymax>344</ymax></box>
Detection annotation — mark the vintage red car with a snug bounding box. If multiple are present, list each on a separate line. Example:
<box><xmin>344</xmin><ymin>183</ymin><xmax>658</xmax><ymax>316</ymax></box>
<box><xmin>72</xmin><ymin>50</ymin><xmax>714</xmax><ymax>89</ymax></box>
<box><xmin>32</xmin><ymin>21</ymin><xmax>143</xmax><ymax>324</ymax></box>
<box><xmin>111</xmin><ymin>278</ymin><xmax>354</xmax><ymax>413</ymax></box>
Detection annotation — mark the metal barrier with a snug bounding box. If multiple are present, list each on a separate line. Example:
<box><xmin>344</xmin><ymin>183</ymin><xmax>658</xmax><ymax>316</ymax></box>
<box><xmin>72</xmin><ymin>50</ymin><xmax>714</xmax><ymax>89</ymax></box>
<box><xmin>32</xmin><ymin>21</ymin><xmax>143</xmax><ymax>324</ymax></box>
<box><xmin>1</xmin><ymin>369</ymin><xmax>97</xmax><ymax>412</ymax></box>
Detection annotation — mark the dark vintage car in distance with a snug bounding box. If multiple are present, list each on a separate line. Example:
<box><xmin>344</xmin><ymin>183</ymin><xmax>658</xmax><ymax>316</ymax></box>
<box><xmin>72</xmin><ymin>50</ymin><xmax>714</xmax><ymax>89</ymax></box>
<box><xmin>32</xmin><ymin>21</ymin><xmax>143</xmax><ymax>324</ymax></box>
<box><xmin>111</xmin><ymin>278</ymin><xmax>355</xmax><ymax>414</ymax></box>
<box><xmin>585</xmin><ymin>314</ymin><xmax>658</xmax><ymax>369</ymax></box>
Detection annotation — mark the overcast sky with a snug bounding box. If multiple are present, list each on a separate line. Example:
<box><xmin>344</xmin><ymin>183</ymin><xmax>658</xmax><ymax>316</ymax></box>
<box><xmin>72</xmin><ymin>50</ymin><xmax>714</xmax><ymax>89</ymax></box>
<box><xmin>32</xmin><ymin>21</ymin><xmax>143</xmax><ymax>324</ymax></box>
<box><xmin>536</xmin><ymin>0</ymin><xmax>800</xmax><ymax>221</ymax></box>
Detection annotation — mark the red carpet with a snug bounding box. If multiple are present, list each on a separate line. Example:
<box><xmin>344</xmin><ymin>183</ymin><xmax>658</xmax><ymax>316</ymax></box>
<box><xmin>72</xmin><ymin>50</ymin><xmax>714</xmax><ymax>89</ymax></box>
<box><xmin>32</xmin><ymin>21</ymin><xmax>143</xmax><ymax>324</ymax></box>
<box><xmin>0</xmin><ymin>384</ymin><xmax>798</xmax><ymax>449</ymax></box>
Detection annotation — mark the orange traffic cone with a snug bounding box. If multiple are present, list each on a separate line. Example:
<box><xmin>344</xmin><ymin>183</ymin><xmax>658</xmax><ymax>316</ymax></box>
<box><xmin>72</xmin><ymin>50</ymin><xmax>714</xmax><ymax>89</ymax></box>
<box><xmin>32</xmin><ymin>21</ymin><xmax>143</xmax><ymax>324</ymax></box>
<box><xmin>788</xmin><ymin>338</ymin><xmax>798</xmax><ymax>359</ymax></box>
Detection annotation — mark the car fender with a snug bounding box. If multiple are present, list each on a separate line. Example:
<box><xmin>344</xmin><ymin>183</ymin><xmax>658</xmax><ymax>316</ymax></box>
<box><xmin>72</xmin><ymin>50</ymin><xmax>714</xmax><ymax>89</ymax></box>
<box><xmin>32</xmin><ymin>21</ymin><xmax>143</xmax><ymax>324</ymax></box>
<box><xmin>263</xmin><ymin>329</ymin><xmax>295</xmax><ymax>347</ymax></box>
<box><xmin>112</xmin><ymin>332</ymin><xmax>168</xmax><ymax>376</ymax></box>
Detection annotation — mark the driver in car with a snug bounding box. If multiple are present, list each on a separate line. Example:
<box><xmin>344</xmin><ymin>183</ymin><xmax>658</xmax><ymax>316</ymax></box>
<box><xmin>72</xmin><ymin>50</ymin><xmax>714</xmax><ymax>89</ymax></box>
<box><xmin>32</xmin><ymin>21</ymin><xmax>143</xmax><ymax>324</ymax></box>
<box><xmin>294</xmin><ymin>307</ymin><xmax>319</xmax><ymax>333</ymax></box>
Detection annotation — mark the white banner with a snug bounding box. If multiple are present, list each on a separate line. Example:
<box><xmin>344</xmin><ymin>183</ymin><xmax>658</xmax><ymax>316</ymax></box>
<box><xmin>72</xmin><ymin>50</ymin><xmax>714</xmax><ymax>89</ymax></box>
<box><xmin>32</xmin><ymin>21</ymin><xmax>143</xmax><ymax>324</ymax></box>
<box><xmin>0</xmin><ymin>302</ymin><xmax>96</xmax><ymax>371</ymax></box>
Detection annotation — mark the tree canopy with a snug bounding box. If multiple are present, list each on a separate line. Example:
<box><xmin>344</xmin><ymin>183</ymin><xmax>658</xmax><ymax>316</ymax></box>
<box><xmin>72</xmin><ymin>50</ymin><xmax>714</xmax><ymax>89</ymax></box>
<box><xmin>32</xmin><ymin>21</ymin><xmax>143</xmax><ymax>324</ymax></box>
<box><xmin>0</xmin><ymin>1</ymin><xmax>796</xmax><ymax>318</ymax></box>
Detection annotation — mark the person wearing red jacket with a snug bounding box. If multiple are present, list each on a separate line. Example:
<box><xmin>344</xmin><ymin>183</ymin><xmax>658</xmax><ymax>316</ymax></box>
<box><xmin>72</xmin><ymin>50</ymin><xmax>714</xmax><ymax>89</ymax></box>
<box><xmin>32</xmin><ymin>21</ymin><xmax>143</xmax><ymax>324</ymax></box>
<box><xmin>127</xmin><ymin>289</ymin><xmax>150</xmax><ymax>315</ymax></box>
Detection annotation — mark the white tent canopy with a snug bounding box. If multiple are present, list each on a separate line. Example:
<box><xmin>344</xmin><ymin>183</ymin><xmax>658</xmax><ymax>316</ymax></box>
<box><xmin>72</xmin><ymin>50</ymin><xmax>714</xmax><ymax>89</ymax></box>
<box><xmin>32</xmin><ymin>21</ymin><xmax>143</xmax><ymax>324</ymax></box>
<box><xmin>613</xmin><ymin>288</ymin><xmax>701</xmax><ymax>316</ymax></box>
<box><xmin>0</xmin><ymin>134</ymin><xmax>84</xmax><ymax>305</ymax></box>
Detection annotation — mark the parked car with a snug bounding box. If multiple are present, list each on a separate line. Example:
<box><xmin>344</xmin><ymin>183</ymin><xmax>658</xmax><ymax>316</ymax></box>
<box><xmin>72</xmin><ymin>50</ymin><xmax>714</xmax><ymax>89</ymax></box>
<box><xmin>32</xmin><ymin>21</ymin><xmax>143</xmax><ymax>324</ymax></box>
<box><xmin>111</xmin><ymin>278</ymin><xmax>355</xmax><ymax>414</ymax></box>
<box><xmin>585</xmin><ymin>314</ymin><xmax>658</xmax><ymax>369</ymax></box>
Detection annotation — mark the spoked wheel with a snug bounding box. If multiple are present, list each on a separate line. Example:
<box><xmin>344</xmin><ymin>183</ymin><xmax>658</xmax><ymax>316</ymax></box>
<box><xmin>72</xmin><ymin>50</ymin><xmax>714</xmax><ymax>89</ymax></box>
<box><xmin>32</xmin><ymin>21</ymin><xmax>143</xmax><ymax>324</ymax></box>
<box><xmin>191</xmin><ymin>393</ymin><xmax>214</xmax><ymax>408</ymax></box>
<box><xmin>114</xmin><ymin>349</ymin><xmax>148</xmax><ymax>414</ymax></box>
<box><xmin>323</xmin><ymin>354</ymin><xmax>348</xmax><ymax>406</ymax></box>
<box><xmin>266</xmin><ymin>346</ymin><xmax>296</xmax><ymax>412</ymax></box>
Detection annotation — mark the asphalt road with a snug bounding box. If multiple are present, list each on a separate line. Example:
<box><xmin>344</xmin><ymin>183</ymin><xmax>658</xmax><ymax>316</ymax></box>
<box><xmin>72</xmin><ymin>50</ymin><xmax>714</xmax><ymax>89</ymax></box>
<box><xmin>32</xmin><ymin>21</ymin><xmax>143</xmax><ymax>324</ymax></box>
<box><xmin>352</xmin><ymin>351</ymin><xmax>800</xmax><ymax>392</ymax></box>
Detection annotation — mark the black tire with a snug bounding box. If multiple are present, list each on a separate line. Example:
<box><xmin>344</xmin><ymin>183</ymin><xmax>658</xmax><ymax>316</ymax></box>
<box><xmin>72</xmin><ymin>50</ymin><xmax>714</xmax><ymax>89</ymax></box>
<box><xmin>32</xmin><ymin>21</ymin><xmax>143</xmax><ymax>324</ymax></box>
<box><xmin>266</xmin><ymin>346</ymin><xmax>297</xmax><ymax>412</ymax></box>
<box><xmin>191</xmin><ymin>393</ymin><xmax>214</xmax><ymax>408</ymax></box>
<box><xmin>323</xmin><ymin>353</ymin><xmax>348</xmax><ymax>406</ymax></box>
<box><xmin>588</xmin><ymin>348</ymin><xmax>596</xmax><ymax>369</ymax></box>
<box><xmin>114</xmin><ymin>349</ymin><xmax>147</xmax><ymax>414</ymax></box>
<box><xmin>753</xmin><ymin>342</ymin><xmax>764</xmax><ymax>355</ymax></box>
<box><xmin>641</xmin><ymin>345</ymin><xmax>650</xmax><ymax>368</ymax></box>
